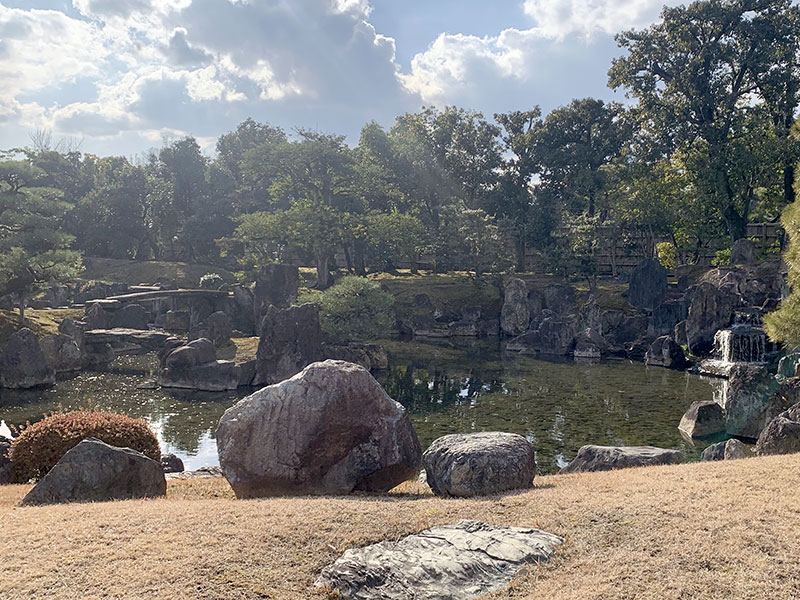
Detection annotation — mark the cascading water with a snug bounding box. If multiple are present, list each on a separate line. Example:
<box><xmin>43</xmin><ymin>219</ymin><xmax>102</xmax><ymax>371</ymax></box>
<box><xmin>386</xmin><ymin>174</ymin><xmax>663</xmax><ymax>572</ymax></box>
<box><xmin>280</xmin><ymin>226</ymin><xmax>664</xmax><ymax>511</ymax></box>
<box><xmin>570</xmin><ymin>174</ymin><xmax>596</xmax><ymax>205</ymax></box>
<box><xmin>699</xmin><ymin>324</ymin><xmax>767</xmax><ymax>377</ymax></box>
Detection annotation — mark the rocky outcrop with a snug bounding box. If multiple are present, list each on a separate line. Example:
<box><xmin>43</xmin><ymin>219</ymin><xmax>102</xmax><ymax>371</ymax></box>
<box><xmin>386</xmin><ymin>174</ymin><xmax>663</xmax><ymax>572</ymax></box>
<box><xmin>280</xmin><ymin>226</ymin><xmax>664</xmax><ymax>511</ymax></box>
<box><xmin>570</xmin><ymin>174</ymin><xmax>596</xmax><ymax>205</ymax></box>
<box><xmin>316</xmin><ymin>520</ymin><xmax>563</xmax><ymax>600</ymax></box>
<box><xmin>755</xmin><ymin>403</ymin><xmax>800</xmax><ymax>456</ymax></box>
<box><xmin>84</xmin><ymin>302</ymin><xmax>108</xmax><ymax>330</ymax></box>
<box><xmin>500</xmin><ymin>278</ymin><xmax>529</xmax><ymax>336</ymax></box>
<box><xmin>645</xmin><ymin>336</ymin><xmax>687</xmax><ymax>369</ymax></box>
<box><xmin>253</xmin><ymin>264</ymin><xmax>300</xmax><ymax>332</ymax></box>
<box><xmin>700</xmin><ymin>438</ymin><xmax>750</xmax><ymax>461</ymax></box>
<box><xmin>718</xmin><ymin>365</ymin><xmax>788</xmax><ymax>439</ymax></box>
<box><xmin>628</xmin><ymin>258</ymin><xmax>667</xmax><ymax>310</ymax></box>
<box><xmin>678</xmin><ymin>401</ymin><xmax>725</xmax><ymax>438</ymax></box>
<box><xmin>542</xmin><ymin>284</ymin><xmax>576</xmax><ymax>315</ymax></box>
<box><xmin>506</xmin><ymin>317</ymin><xmax>575</xmax><ymax>356</ymax></box>
<box><xmin>160</xmin><ymin>338</ymin><xmax>240</xmax><ymax>392</ymax></box>
<box><xmin>573</xmin><ymin>328</ymin><xmax>607</xmax><ymax>359</ymax></box>
<box><xmin>217</xmin><ymin>360</ymin><xmax>421</xmax><ymax>498</ymax></box>
<box><xmin>21</xmin><ymin>438</ymin><xmax>166</xmax><ymax>506</ymax></box>
<box><xmin>686</xmin><ymin>282</ymin><xmax>737</xmax><ymax>355</ymax></box>
<box><xmin>0</xmin><ymin>328</ymin><xmax>55</xmax><ymax>389</ymax></box>
<box><xmin>422</xmin><ymin>432</ymin><xmax>535</xmax><ymax>498</ymax></box>
<box><xmin>559</xmin><ymin>445</ymin><xmax>684</xmax><ymax>474</ymax></box>
<box><xmin>164</xmin><ymin>310</ymin><xmax>190</xmax><ymax>333</ymax></box>
<box><xmin>651</xmin><ymin>299</ymin><xmax>690</xmax><ymax>336</ymax></box>
<box><xmin>254</xmin><ymin>303</ymin><xmax>324</xmax><ymax>386</ymax></box>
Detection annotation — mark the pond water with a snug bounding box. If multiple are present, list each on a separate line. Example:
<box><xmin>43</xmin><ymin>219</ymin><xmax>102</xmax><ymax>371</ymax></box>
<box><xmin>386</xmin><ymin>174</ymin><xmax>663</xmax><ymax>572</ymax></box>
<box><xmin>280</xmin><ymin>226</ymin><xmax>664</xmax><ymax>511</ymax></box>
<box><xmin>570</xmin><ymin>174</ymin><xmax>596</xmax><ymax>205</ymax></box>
<box><xmin>0</xmin><ymin>338</ymin><xmax>723</xmax><ymax>474</ymax></box>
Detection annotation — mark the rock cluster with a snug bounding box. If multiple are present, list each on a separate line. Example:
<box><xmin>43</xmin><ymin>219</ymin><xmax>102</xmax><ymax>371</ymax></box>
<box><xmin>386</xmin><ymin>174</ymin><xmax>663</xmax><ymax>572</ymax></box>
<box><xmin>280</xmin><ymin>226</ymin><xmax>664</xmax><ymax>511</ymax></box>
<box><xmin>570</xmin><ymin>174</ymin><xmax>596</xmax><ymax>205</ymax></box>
<box><xmin>159</xmin><ymin>337</ymin><xmax>240</xmax><ymax>391</ymax></box>
<box><xmin>0</xmin><ymin>328</ymin><xmax>55</xmax><ymax>389</ymax></box>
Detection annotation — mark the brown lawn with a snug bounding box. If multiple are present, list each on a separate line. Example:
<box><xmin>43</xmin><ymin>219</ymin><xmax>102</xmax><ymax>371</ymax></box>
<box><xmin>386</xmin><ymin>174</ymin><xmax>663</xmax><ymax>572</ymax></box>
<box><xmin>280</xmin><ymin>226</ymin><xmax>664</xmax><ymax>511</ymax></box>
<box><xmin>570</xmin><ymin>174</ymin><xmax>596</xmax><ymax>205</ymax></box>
<box><xmin>1</xmin><ymin>454</ymin><xmax>799</xmax><ymax>599</ymax></box>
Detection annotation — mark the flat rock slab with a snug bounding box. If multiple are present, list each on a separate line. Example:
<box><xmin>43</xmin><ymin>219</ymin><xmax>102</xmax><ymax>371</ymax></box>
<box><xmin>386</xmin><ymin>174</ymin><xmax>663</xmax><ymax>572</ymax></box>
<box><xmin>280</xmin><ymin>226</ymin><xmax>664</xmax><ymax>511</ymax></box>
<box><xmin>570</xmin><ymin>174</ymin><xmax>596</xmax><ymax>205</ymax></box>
<box><xmin>316</xmin><ymin>520</ymin><xmax>563</xmax><ymax>600</ymax></box>
<box><xmin>559</xmin><ymin>445</ymin><xmax>684</xmax><ymax>474</ymax></box>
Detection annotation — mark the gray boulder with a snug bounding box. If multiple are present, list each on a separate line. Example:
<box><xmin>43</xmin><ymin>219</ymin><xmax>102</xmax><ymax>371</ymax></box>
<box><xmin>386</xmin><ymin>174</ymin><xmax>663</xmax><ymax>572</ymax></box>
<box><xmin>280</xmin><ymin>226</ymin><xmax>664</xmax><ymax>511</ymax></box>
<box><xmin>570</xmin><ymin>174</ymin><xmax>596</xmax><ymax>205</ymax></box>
<box><xmin>58</xmin><ymin>317</ymin><xmax>85</xmax><ymax>348</ymax></box>
<box><xmin>573</xmin><ymin>328</ymin><xmax>607</xmax><ymax>359</ymax></box>
<box><xmin>559</xmin><ymin>445</ymin><xmax>684</xmax><ymax>474</ymax></box>
<box><xmin>253</xmin><ymin>264</ymin><xmax>300</xmax><ymax>330</ymax></box>
<box><xmin>500</xmin><ymin>278</ymin><xmax>530</xmax><ymax>336</ymax></box>
<box><xmin>84</xmin><ymin>302</ymin><xmax>108</xmax><ymax>330</ymax></box>
<box><xmin>39</xmin><ymin>334</ymin><xmax>83</xmax><ymax>373</ymax></box>
<box><xmin>628</xmin><ymin>258</ymin><xmax>667</xmax><ymax>310</ymax></box>
<box><xmin>755</xmin><ymin>403</ymin><xmax>800</xmax><ymax>456</ymax></box>
<box><xmin>316</xmin><ymin>520</ymin><xmax>563</xmax><ymax>600</ymax></box>
<box><xmin>0</xmin><ymin>328</ymin><xmax>55</xmax><ymax>389</ymax></box>
<box><xmin>686</xmin><ymin>282</ymin><xmax>737</xmax><ymax>355</ymax></box>
<box><xmin>161</xmin><ymin>453</ymin><xmax>185</xmax><ymax>473</ymax></box>
<box><xmin>164</xmin><ymin>310</ymin><xmax>190</xmax><ymax>333</ymax></box>
<box><xmin>506</xmin><ymin>317</ymin><xmax>574</xmax><ymax>356</ymax></box>
<box><xmin>700</xmin><ymin>438</ymin><xmax>750</xmax><ymax>461</ymax></box>
<box><xmin>731</xmin><ymin>238</ymin><xmax>757</xmax><ymax>265</ymax></box>
<box><xmin>651</xmin><ymin>299</ymin><xmax>690</xmax><ymax>336</ymax></box>
<box><xmin>422</xmin><ymin>432</ymin><xmax>536</xmax><ymax>498</ymax></box>
<box><xmin>217</xmin><ymin>360</ymin><xmax>422</xmax><ymax>498</ymax></box>
<box><xmin>113</xmin><ymin>303</ymin><xmax>150</xmax><ymax>330</ymax></box>
<box><xmin>21</xmin><ymin>438</ymin><xmax>166</xmax><ymax>505</ymax></box>
<box><xmin>254</xmin><ymin>303</ymin><xmax>324</xmax><ymax>385</ymax></box>
<box><xmin>645</xmin><ymin>336</ymin><xmax>687</xmax><ymax>369</ymax></box>
<box><xmin>207</xmin><ymin>311</ymin><xmax>233</xmax><ymax>348</ymax></box>
<box><xmin>678</xmin><ymin>401</ymin><xmax>725</xmax><ymax>438</ymax></box>
<box><xmin>160</xmin><ymin>338</ymin><xmax>238</xmax><ymax>391</ymax></box>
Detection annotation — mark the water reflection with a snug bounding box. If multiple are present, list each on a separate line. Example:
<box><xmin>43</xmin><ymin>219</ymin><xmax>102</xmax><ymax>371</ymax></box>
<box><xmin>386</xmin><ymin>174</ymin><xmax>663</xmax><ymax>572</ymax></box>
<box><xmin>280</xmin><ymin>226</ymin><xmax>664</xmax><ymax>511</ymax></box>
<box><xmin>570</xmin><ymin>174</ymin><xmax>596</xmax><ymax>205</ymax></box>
<box><xmin>0</xmin><ymin>339</ymin><xmax>723</xmax><ymax>474</ymax></box>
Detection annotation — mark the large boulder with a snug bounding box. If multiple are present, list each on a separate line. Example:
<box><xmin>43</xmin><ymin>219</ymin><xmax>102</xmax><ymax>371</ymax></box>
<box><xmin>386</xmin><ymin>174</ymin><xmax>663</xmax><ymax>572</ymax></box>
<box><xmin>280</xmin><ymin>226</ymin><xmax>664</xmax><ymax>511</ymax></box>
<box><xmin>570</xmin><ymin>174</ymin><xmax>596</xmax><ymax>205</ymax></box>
<box><xmin>113</xmin><ymin>303</ymin><xmax>150</xmax><ymax>330</ymax></box>
<box><xmin>651</xmin><ymin>299</ymin><xmax>690</xmax><ymax>336</ymax></box>
<box><xmin>254</xmin><ymin>303</ymin><xmax>324</xmax><ymax>386</ymax></box>
<box><xmin>718</xmin><ymin>365</ymin><xmax>789</xmax><ymax>438</ymax></box>
<box><xmin>573</xmin><ymin>328</ymin><xmax>607</xmax><ymax>359</ymax></box>
<box><xmin>559</xmin><ymin>445</ymin><xmax>684</xmax><ymax>474</ymax></box>
<box><xmin>678</xmin><ymin>401</ymin><xmax>725</xmax><ymax>438</ymax></box>
<box><xmin>161</xmin><ymin>453</ymin><xmax>185</xmax><ymax>473</ymax></box>
<box><xmin>253</xmin><ymin>264</ymin><xmax>300</xmax><ymax>331</ymax></box>
<box><xmin>164</xmin><ymin>310</ymin><xmax>190</xmax><ymax>333</ymax></box>
<box><xmin>39</xmin><ymin>333</ymin><xmax>83</xmax><ymax>373</ymax></box>
<box><xmin>422</xmin><ymin>432</ymin><xmax>535</xmax><ymax>498</ymax></box>
<box><xmin>160</xmin><ymin>338</ymin><xmax>239</xmax><ymax>391</ymax></box>
<box><xmin>645</xmin><ymin>336</ymin><xmax>687</xmax><ymax>369</ymax></box>
<box><xmin>500</xmin><ymin>278</ymin><xmax>530</xmax><ymax>336</ymax></box>
<box><xmin>21</xmin><ymin>438</ymin><xmax>166</xmax><ymax>506</ymax></box>
<box><xmin>316</xmin><ymin>520</ymin><xmax>563</xmax><ymax>600</ymax></box>
<box><xmin>217</xmin><ymin>360</ymin><xmax>421</xmax><ymax>498</ymax></box>
<box><xmin>0</xmin><ymin>328</ymin><xmax>55</xmax><ymax>389</ymax></box>
<box><xmin>731</xmin><ymin>238</ymin><xmax>757</xmax><ymax>265</ymax></box>
<box><xmin>628</xmin><ymin>258</ymin><xmax>667</xmax><ymax>310</ymax></box>
<box><xmin>686</xmin><ymin>282</ymin><xmax>737</xmax><ymax>355</ymax></box>
<box><xmin>206</xmin><ymin>311</ymin><xmax>233</xmax><ymax>348</ymax></box>
<box><xmin>755</xmin><ymin>403</ymin><xmax>800</xmax><ymax>456</ymax></box>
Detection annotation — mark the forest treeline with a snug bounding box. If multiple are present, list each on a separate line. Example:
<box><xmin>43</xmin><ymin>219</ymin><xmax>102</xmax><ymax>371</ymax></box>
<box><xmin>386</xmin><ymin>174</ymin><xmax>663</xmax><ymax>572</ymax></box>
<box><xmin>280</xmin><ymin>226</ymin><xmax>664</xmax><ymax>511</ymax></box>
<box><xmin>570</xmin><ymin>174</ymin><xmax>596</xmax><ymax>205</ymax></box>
<box><xmin>1</xmin><ymin>0</ymin><xmax>799</xmax><ymax>302</ymax></box>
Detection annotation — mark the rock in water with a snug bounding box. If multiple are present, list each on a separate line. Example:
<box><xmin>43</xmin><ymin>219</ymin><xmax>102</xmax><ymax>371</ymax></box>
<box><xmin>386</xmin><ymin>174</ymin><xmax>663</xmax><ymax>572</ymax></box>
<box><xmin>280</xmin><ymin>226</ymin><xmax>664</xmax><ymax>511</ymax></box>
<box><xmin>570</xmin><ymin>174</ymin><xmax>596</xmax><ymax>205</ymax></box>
<box><xmin>678</xmin><ymin>401</ymin><xmax>725</xmax><ymax>438</ymax></box>
<box><xmin>755</xmin><ymin>403</ymin><xmax>800</xmax><ymax>456</ymax></box>
<box><xmin>628</xmin><ymin>258</ymin><xmax>667</xmax><ymax>310</ymax></box>
<box><xmin>21</xmin><ymin>438</ymin><xmax>166</xmax><ymax>505</ymax></box>
<box><xmin>500</xmin><ymin>278</ymin><xmax>530</xmax><ymax>336</ymax></box>
<box><xmin>700</xmin><ymin>439</ymin><xmax>751</xmax><ymax>461</ymax></box>
<box><xmin>559</xmin><ymin>445</ymin><xmax>684</xmax><ymax>474</ymax></box>
<box><xmin>645</xmin><ymin>336</ymin><xmax>687</xmax><ymax>369</ymax></box>
<box><xmin>315</xmin><ymin>520</ymin><xmax>563</xmax><ymax>600</ymax></box>
<box><xmin>719</xmin><ymin>365</ymin><xmax>787</xmax><ymax>438</ymax></box>
<box><xmin>0</xmin><ymin>328</ymin><xmax>55</xmax><ymax>389</ymax></box>
<box><xmin>39</xmin><ymin>333</ymin><xmax>83</xmax><ymax>373</ymax></box>
<box><xmin>254</xmin><ymin>303</ymin><xmax>324</xmax><ymax>385</ymax></box>
<box><xmin>216</xmin><ymin>360</ymin><xmax>422</xmax><ymax>498</ymax></box>
<box><xmin>422</xmin><ymin>432</ymin><xmax>535</xmax><ymax>497</ymax></box>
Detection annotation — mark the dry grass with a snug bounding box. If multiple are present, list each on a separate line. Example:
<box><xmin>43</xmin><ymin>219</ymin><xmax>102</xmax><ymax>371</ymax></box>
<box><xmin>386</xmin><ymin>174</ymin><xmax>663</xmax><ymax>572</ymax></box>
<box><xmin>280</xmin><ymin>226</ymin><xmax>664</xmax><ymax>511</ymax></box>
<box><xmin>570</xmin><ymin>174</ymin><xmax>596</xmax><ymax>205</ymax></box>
<box><xmin>0</xmin><ymin>308</ymin><xmax>83</xmax><ymax>344</ymax></box>
<box><xmin>1</xmin><ymin>455</ymin><xmax>799</xmax><ymax>599</ymax></box>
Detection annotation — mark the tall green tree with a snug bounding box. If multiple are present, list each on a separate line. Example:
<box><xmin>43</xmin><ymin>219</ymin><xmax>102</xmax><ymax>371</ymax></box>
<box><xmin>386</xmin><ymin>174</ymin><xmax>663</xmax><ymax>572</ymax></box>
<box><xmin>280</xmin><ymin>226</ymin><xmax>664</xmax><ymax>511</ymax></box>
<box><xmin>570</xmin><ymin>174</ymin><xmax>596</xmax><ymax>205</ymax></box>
<box><xmin>0</xmin><ymin>158</ymin><xmax>82</xmax><ymax>322</ymax></box>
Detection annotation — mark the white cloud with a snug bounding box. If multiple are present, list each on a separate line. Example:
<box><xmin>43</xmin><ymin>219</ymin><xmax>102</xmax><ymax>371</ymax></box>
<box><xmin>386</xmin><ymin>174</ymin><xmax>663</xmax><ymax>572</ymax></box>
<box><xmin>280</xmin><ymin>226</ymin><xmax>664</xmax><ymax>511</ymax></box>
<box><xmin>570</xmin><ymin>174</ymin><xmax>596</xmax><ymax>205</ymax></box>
<box><xmin>523</xmin><ymin>0</ymin><xmax>668</xmax><ymax>38</ymax></box>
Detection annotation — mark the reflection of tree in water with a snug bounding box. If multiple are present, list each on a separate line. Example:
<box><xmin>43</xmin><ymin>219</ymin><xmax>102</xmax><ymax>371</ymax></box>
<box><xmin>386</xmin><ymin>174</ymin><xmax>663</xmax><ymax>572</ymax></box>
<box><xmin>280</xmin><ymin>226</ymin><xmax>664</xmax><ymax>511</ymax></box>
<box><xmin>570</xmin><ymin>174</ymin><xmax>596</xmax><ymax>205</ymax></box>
<box><xmin>156</xmin><ymin>398</ymin><xmax>233</xmax><ymax>454</ymax></box>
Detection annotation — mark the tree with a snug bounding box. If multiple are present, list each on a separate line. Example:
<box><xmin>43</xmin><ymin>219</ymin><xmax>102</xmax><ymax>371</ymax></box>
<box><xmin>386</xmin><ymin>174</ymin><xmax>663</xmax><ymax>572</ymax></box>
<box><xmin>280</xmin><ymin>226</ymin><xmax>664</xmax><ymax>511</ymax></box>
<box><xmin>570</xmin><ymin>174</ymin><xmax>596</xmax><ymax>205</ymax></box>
<box><xmin>312</xmin><ymin>275</ymin><xmax>395</xmax><ymax>342</ymax></box>
<box><xmin>0</xmin><ymin>159</ymin><xmax>82</xmax><ymax>322</ymax></box>
<box><xmin>363</xmin><ymin>211</ymin><xmax>425</xmax><ymax>274</ymax></box>
<box><xmin>609</xmin><ymin>0</ymin><xmax>800</xmax><ymax>241</ymax></box>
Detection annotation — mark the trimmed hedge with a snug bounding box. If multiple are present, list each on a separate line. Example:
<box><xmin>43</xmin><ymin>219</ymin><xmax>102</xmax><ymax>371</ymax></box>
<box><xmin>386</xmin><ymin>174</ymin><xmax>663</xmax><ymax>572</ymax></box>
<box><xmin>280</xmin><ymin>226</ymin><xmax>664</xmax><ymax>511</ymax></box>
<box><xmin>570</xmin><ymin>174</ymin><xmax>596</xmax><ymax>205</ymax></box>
<box><xmin>9</xmin><ymin>410</ymin><xmax>160</xmax><ymax>481</ymax></box>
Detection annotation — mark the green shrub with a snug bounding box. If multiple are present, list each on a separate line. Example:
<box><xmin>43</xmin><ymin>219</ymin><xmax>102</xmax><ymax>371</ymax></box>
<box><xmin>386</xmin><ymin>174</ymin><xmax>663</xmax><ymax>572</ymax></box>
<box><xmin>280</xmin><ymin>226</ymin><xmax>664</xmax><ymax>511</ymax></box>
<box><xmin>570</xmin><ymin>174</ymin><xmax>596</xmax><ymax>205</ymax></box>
<box><xmin>313</xmin><ymin>276</ymin><xmax>394</xmax><ymax>342</ymax></box>
<box><xmin>199</xmin><ymin>272</ymin><xmax>223</xmax><ymax>289</ymax></box>
<box><xmin>656</xmin><ymin>242</ymin><xmax>678</xmax><ymax>270</ymax></box>
<box><xmin>9</xmin><ymin>410</ymin><xmax>160</xmax><ymax>481</ymax></box>
<box><xmin>711</xmin><ymin>248</ymin><xmax>731</xmax><ymax>267</ymax></box>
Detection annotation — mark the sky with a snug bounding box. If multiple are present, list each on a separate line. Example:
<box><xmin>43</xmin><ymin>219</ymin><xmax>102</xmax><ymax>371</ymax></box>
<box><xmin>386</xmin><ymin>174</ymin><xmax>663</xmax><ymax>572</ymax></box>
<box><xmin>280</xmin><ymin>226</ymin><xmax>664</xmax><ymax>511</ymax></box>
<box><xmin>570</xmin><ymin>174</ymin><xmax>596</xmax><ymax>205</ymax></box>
<box><xmin>0</xmin><ymin>0</ymin><xmax>684</xmax><ymax>157</ymax></box>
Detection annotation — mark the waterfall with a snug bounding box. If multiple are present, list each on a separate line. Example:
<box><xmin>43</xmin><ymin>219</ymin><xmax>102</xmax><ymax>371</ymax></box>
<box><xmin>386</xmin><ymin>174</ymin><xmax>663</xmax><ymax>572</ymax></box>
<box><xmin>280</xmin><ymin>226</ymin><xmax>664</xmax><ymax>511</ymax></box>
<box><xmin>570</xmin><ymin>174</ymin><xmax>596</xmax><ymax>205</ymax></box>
<box><xmin>712</xmin><ymin>326</ymin><xmax>766</xmax><ymax>363</ymax></box>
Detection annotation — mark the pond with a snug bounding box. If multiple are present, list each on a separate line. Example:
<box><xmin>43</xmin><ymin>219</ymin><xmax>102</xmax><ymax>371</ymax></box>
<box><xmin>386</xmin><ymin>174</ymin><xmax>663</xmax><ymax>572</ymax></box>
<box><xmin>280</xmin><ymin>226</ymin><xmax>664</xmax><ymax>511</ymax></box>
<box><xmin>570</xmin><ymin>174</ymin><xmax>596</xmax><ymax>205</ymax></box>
<box><xmin>0</xmin><ymin>338</ymin><xmax>723</xmax><ymax>474</ymax></box>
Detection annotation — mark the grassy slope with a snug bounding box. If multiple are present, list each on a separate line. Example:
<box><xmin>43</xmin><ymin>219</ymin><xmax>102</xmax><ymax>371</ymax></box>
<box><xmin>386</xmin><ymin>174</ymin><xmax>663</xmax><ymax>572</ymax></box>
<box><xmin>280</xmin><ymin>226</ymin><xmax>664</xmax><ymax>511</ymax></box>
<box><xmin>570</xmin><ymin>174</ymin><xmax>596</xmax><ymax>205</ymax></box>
<box><xmin>1</xmin><ymin>455</ymin><xmax>799</xmax><ymax>599</ymax></box>
<box><xmin>80</xmin><ymin>257</ymin><xmax>237</xmax><ymax>288</ymax></box>
<box><xmin>0</xmin><ymin>308</ymin><xmax>84</xmax><ymax>345</ymax></box>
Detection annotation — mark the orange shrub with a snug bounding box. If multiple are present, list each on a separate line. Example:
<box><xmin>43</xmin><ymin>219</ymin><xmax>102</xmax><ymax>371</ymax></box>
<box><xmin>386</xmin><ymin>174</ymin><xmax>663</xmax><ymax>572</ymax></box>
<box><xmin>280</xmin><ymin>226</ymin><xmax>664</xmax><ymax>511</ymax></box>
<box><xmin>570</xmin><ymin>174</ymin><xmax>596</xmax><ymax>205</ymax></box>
<box><xmin>9</xmin><ymin>410</ymin><xmax>160</xmax><ymax>481</ymax></box>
